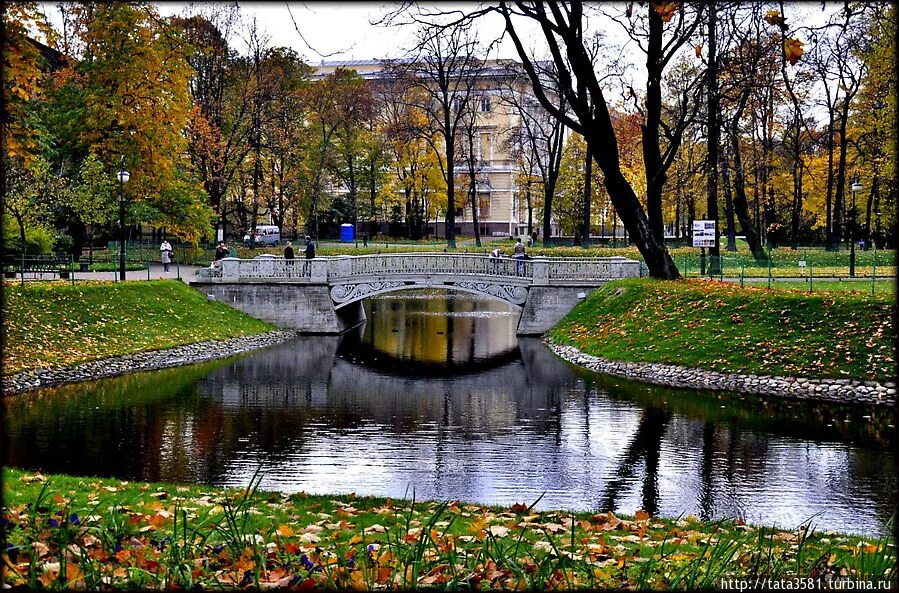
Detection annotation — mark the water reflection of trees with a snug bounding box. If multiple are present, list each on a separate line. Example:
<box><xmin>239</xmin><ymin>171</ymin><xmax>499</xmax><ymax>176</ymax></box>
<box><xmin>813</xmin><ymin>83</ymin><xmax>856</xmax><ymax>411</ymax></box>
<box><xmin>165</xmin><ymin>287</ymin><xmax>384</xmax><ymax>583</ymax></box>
<box><xmin>4</xmin><ymin>319</ymin><xmax>895</xmax><ymax>537</ymax></box>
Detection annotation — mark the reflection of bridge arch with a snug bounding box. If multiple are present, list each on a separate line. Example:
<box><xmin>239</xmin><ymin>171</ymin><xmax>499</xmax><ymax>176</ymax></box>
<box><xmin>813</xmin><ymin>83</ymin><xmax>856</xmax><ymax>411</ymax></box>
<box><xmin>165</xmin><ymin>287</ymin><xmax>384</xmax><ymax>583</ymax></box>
<box><xmin>196</xmin><ymin>336</ymin><xmax>576</xmax><ymax>421</ymax></box>
<box><xmin>340</xmin><ymin>338</ymin><xmax>522</xmax><ymax>377</ymax></box>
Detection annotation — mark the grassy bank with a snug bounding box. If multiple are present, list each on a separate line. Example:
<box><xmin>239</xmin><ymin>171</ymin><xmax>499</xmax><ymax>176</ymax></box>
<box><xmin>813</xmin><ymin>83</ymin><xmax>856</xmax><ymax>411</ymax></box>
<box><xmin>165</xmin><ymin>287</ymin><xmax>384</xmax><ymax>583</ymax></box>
<box><xmin>2</xmin><ymin>468</ymin><xmax>893</xmax><ymax>590</ymax></box>
<box><xmin>2</xmin><ymin>280</ymin><xmax>274</xmax><ymax>375</ymax></box>
<box><xmin>549</xmin><ymin>278</ymin><xmax>894</xmax><ymax>382</ymax></box>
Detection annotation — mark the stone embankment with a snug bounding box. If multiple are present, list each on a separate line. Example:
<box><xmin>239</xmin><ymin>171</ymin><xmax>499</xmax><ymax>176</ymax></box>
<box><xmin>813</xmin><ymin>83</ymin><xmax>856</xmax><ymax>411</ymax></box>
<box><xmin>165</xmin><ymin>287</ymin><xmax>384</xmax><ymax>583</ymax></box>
<box><xmin>546</xmin><ymin>341</ymin><xmax>896</xmax><ymax>406</ymax></box>
<box><xmin>2</xmin><ymin>331</ymin><xmax>298</xmax><ymax>396</ymax></box>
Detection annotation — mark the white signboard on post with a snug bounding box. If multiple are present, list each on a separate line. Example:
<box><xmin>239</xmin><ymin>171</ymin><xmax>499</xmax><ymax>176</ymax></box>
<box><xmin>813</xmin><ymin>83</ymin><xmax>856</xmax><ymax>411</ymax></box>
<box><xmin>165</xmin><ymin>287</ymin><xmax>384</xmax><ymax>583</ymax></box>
<box><xmin>692</xmin><ymin>220</ymin><xmax>716</xmax><ymax>248</ymax></box>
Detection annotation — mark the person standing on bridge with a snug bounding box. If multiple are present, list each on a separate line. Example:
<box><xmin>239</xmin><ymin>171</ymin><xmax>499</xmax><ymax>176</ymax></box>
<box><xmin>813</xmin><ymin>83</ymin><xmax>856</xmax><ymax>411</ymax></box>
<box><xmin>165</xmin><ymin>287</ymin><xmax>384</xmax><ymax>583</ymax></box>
<box><xmin>513</xmin><ymin>238</ymin><xmax>526</xmax><ymax>275</ymax></box>
<box><xmin>304</xmin><ymin>236</ymin><xmax>316</xmax><ymax>259</ymax></box>
<box><xmin>284</xmin><ymin>241</ymin><xmax>294</xmax><ymax>266</ymax></box>
<box><xmin>213</xmin><ymin>241</ymin><xmax>229</xmax><ymax>267</ymax></box>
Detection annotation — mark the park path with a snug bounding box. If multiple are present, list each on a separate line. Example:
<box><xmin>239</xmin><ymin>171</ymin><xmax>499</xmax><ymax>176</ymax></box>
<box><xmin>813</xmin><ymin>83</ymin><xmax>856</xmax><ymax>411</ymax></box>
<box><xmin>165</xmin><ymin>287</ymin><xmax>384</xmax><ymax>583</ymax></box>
<box><xmin>9</xmin><ymin>263</ymin><xmax>204</xmax><ymax>284</ymax></box>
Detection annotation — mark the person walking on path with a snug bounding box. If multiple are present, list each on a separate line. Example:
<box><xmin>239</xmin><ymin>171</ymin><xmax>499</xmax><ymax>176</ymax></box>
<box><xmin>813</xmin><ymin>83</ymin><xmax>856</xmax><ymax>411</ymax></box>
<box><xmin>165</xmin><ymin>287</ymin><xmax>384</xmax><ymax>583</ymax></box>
<box><xmin>513</xmin><ymin>238</ymin><xmax>526</xmax><ymax>275</ymax></box>
<box><xmin>304</xmin><ymin>236</ymin><xmax>316</xmax><ymax>259</ymax></box>
<box><xmin>213</xmin><ymin>241</ymin><xmax>229</xmax><ymax>267</ymax></box>
<box><xmin>160</xmin><ymin>239</ymin><xmax>173</xmax><ymax>272</ymax></box>
<box><xmin>284</xmin><ymin>241</ymin><xmax>294</xmax><ymax>263</ymax></box>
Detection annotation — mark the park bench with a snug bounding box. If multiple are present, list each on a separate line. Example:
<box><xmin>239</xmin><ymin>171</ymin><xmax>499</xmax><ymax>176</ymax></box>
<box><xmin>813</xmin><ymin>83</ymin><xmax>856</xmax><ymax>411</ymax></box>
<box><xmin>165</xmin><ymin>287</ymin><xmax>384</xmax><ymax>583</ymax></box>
<box><xmin>3</xmin><ymin>255</ymin><xmax>74</xmax><ymax>280</ymax></box>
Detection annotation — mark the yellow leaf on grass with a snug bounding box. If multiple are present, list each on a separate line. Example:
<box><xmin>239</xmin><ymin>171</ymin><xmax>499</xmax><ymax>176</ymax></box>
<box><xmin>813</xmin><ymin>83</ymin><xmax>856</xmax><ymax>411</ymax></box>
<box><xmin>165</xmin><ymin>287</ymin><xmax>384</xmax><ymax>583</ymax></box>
<box><xmin>488</xmin><ymin>525</ymin><xmax>509</xmax><ymax>538</ymax></box>
<box><xmin>277</xmin><ymin>524</ymin><xmax>294</xmax><ymax>537</ymax></box>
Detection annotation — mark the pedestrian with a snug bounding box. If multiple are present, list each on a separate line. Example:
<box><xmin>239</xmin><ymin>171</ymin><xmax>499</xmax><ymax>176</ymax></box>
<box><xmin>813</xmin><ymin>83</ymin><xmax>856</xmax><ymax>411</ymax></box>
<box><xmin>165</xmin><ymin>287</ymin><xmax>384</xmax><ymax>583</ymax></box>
<box><xmin>213</xmin><ymin>241</ymin><xmax>229</xmax><ymax>267</ymax></box>
<box><xmin>489</xmin><ymin>246</ymin><xmax>502</xmax><ymax>272</ymax></box>
<box><xmin>160</xmin><ymin>239</ymin><xmax>173</xmax><ymax>272</ymax></box>
<box><xmin>362</xmin><ymin>232</ymin><xmax>368</xmax><ymax>247</ymax></box>
<box><xmin>284</xmin><ymin>241</ymin><xmax>294</xmax><ymax>261</ymax></box>
<box><xmin>304</xmin><ymin>235</ymin><xmax>316</xmax><ymax>259</ymax></box>
<box><xmin>513</xmin><ymin>237</ymin><xmax>526</xmax><ymax>275</ymax></box>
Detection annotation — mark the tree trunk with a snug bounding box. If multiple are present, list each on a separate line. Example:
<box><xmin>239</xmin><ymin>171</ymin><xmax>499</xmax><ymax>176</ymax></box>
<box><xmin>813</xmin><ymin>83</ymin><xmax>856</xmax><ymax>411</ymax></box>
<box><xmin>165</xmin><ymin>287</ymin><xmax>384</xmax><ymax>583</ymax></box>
<box><xmin>864</xmin><ymin>176</ymin><xmax>877</xmax><ymax>243</ymax></box>
<box><xmin>542</xmin><ymin>143</ymin><xmax>562</xmax><ymax>245</ymax></box>
<box><xmin>467</xmin><ymin>128</ymin><xmax>481</xmax><ymax>247</ymax></box>
<box><xmin>603</xmin><ymin>169</ymin><xmax>679</xmax><ymax>278</ymax></box>
<box><xmin>444</xmin><ymin>116</ymin><xmax>457</xmax><ymax>248</ymax></box>
<box><xmin>582</xmin><ymin>141</ymin><xmax>593</xmax><ymax>247</ymax></box>
<box><xmin>705</xmin><ymin>0</ymin><xmax>721</xmax><ymax>271</ymax></box>
<box><xmin>721</xmin><ymin>152</ymin><xmax>737</xmax><ymax>251</ymax></box>
<box><xmin>728</xmin><ymin>102</ymin><xmax>766</xmax><ymax>261</ymax></box>
<box><xmin>790</xmin><ymin>157</ymin><xmax>802</xmax><ymax>249</ymax></box>
<box><xmin>833</xmin><ymin>100</ymin><xmax>852</xmax><ymax>248</ymax></box>
<box><xmin>369</xmin><ymin>158</ymin><xmax>378</xmax><ymax>237</ymax></box>
<box><xmin>525</xmin><ymin>186</ymin><xmax>533</xmax><ymax>237</ymax></box>
<box><xmin>643</xmin><ymin>5</ymin><xmax>666</xmax><ymax>243</ymax></box>
<box><xmin>824</xmin><ymin>115</ymin><xmax>836</xmax><ymax>249</ymax></box>
<box><xmin>470</xmin><ymin>182</ymin><xmax>481</xmax><ymax>247</ymax></box>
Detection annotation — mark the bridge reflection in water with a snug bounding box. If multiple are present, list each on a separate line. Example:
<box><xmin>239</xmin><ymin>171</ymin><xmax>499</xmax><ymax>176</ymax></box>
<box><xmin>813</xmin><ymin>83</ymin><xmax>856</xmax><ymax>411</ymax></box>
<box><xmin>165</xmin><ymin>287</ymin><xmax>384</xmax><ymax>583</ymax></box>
<box><xmin>3</xmin><ymin>293</ymin><xmax>895</xmax><ymax>537</ymax></box>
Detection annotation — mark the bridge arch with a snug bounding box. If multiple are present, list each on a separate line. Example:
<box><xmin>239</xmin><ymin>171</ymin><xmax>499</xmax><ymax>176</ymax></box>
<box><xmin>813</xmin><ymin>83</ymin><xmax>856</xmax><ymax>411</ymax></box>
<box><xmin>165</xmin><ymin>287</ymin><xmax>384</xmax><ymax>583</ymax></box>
<box><xmin>329</xmin><ymin>280</ymin><xmax>528</xmax><ymax>309</ymax></box>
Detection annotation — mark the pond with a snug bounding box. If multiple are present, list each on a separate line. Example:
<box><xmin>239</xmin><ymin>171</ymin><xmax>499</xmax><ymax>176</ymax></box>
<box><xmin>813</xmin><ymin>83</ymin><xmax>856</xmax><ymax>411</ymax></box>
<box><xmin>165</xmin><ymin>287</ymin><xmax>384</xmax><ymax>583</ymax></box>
<box><xmin>4</xmin><ymin>291</ymin><xmax>894</xmax><ymax>537</ymax></box>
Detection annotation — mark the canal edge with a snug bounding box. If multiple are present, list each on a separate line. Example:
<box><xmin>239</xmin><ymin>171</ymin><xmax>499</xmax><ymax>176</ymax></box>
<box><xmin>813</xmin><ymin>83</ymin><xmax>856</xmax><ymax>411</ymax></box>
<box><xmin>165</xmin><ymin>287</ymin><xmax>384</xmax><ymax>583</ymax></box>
<box><xmin>543</xmin><ymin>339</ymin><xmax>896</xmax><ymax>407</ymax></box>
<box><xmin>2</xmin><ymin>330</ymin><xmax>299</xmax><ymax>396</ymax></box>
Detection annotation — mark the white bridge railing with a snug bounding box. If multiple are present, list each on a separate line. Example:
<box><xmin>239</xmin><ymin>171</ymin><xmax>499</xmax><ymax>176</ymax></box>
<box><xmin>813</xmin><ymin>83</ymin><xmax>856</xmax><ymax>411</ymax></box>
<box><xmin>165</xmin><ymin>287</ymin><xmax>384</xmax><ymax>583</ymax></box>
<box><xmin>195</xmin><ymin>253</ymin><xmax>639</xmax><ymax>284</ymax></box>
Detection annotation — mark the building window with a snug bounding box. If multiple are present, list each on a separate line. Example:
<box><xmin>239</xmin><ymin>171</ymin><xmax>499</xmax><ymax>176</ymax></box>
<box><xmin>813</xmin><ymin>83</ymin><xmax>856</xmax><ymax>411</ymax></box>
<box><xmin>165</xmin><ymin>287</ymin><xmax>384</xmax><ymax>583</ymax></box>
<box><xmin>478</xmin><ymin>192</ymin><xmax>491</xmax><ymax>218</ymax></box>
<box><xmin>479</xmin><ymin>132</ymin><xmax>492</xmax><ymax>165</ymax></box>
<box><xmin>480</xmin><ymin>95</ymin><xmax>491</xmax><ymax>112</ymax></box>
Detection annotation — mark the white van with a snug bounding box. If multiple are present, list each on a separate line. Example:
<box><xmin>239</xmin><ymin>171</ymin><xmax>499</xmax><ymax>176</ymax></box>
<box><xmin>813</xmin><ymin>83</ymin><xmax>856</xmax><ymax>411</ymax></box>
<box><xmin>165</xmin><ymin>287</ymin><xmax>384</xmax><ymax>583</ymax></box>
<box><xmin>245</xmin><ymin>225</ymin><xmax>281</xmax><ymax>246</ymax></box>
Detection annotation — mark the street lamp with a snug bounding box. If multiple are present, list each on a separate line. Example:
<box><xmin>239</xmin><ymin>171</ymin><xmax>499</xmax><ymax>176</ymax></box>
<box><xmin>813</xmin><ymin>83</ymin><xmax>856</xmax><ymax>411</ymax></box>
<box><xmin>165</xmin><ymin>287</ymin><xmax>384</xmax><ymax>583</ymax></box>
<box><xmin>849</xmin><ymin>175</ymin><xmax>862</xmax><ymax>278</ymax></box>
<box><xmin>117</xmin><ymin>156</ymin><xmax>131</xmax><ymax>281</ymax></box>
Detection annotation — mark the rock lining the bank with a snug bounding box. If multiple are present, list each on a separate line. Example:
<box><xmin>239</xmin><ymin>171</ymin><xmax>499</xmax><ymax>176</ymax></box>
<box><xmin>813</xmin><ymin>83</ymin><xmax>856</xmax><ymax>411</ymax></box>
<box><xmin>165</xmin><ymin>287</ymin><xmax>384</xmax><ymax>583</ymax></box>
<box><xmin>546</xmin><ymin>340</ymin><xmax>895</xmax><ymax>406</ymax></box>
<box><xmin>2</xmin><ymin>331</ymin><xmax>298</xmax><ymax>396</ymax></box>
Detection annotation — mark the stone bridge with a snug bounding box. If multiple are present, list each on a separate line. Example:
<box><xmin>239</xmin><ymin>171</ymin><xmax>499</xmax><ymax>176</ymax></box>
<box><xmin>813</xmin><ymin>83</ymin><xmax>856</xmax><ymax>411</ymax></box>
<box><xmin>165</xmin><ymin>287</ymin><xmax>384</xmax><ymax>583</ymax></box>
<box><xmin>191</xmin><ymin>253</ymin><xmax>640</xmax><ymax>335</ymax></box>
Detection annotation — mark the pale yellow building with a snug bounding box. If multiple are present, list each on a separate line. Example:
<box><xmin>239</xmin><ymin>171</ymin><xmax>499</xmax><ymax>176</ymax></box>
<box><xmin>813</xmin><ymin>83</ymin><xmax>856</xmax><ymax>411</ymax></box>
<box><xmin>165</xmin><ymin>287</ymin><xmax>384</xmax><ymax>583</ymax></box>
<box><xmin>315</xmin><ymin>58</ymin><xmax>537</xmax><ymax>238</ymax></box>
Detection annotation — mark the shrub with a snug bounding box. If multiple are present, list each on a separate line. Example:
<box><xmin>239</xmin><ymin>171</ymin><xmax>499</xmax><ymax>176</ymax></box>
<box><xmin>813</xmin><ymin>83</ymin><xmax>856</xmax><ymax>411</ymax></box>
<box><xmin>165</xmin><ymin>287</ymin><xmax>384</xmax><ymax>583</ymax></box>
<box><xmin>53</xmin><ymin>233</ymin><xmax>74</xmax><ymax>255</ymax></box>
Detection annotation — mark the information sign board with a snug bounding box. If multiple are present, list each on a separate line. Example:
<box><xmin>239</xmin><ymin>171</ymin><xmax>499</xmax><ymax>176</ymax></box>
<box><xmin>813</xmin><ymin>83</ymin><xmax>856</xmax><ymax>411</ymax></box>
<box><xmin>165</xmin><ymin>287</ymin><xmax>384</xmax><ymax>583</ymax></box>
<box><xmin>692</xmin><ymin>220</ymin><xmax>716</xmax><ymax>248</ymax></box>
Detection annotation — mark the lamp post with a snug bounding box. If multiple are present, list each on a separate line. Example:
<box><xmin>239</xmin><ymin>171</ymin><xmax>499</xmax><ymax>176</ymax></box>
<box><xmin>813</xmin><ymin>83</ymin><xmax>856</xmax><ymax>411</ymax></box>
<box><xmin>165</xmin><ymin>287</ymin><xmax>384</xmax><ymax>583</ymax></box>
<box><xmin>849</xmin><ymin>175</ymin><xmax>861</xmax><ymax>278</ymax></box>
<box><xmin>117</xmin><ymin>156</ymin><xmax>131</xmax><ymax>281</ymax></box>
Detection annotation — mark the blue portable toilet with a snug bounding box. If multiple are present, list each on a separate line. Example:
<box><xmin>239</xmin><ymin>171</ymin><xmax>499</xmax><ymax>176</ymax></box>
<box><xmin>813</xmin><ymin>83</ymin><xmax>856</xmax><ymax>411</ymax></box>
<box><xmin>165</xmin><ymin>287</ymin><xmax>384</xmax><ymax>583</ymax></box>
<box><xmin>340</xmin><ymin>223</ymin><xmax>354</xmax><ymax>243</ymax></box>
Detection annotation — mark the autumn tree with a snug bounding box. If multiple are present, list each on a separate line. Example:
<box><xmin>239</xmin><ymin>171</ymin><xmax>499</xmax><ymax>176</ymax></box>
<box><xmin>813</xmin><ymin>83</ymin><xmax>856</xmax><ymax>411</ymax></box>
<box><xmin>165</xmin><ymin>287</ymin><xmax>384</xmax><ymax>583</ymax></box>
<box><xmin>389</xmin><ymin>21</ymin><xmax>484</xmax><ymax>248</ymax></box>
<box><xmin>498</xmin><ymin>63</ymin><xmax>567</xmax><ymax>242</ymax></box>
<box><xmin>260</xmin><ymin>48</ymin><xmax>312</xmax><ymax>238</ymax></box>
<box><xmin>3</xmin><ymin>156</ymin><xmax>63</xmax><ymax>257</ymax></box>
<box><xmin>46</xmin><ymin>3</ymin><xmax>212</xmax><ymax>240</ymax></box>
<box><xmin>70</xmin><ymin>153</ymin><xmax>116</xmax><ymax>263</ymax></box>
<box><xmin>853</xmin><ymin>4</ymin><xmax>896</xmax><ymax>247</ymax></box>
<box><xmin>493</xmin><ymin>1</ymin><xmax>680</xmax><ymax>278</ymax></box>
<box><xmin>609</xmin><ymin>1</ymin><xmax>703</xmax><ymax>246</ymax></box>
<box><xmin>303</xmin><ymin>68</ymin><xmax>370</xmax><ymax>239</ymax></box>
<box><xmin>554</xmin><ymin>133</ymin><xmax>604</xmax><ymax>240</ymax></box>
<box><xmin>380</xmin><ymin>79</ymin><xmax>446</xmax><ymax>239</ymax></box>
<box><xmin>1</xmin><ymin>2</ymin><xmax>57</xmax><ymax>164</ymax></box>
<box><xmin>328</xmin><ymin>75</ymin><xmax>378</xmax><ymax>235</ymax></box>
<box><xmin>176</xmin><ymin>5</ymin><xmax>253</xmax><ymax>240</ymax></box>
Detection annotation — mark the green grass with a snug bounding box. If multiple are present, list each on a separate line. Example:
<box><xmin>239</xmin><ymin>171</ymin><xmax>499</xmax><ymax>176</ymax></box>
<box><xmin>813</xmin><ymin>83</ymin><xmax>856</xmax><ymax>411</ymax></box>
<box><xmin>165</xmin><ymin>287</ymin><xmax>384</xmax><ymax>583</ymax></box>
<box><xmin>549</xmin><ymin>278</ymin><xmax>894</xmax><ymax>382</ymax></box>
<box><xmin>2</xmin><ymin>468</ymin><xmax>893</xmax><ymax>590</ymax></box>
<box><xmin>742</xmin><ymin>279</ymin><xmax>896</xmax><ymax>294</ymax></box>
<box><xmin>85</xmin><ymin>262</ymin><xmax>146</xmax><ymax>272</ymax></box>
<box><xmin>2</xmin><ymin>280</ymin><xmax>274</xmax><ymax>375</ymax></box>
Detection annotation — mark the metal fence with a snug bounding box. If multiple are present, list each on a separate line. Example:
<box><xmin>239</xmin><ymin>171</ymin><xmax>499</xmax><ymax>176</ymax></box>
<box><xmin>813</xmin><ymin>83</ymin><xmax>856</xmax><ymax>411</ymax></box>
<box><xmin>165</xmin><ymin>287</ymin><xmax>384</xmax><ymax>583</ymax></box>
<box><xmin>660</xmin><ymin>248</ymin><xmax>896</xmax><ymax>294</ymax></box>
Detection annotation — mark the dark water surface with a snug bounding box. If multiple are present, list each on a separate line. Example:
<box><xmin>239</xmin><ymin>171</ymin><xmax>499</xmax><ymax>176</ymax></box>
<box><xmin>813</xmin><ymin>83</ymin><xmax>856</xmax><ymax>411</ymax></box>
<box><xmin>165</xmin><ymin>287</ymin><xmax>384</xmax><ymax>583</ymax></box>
<box><xmin>4</xmin><ymin>292</ymin><xmax>895</xmax><ymax>536</ymax></box>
